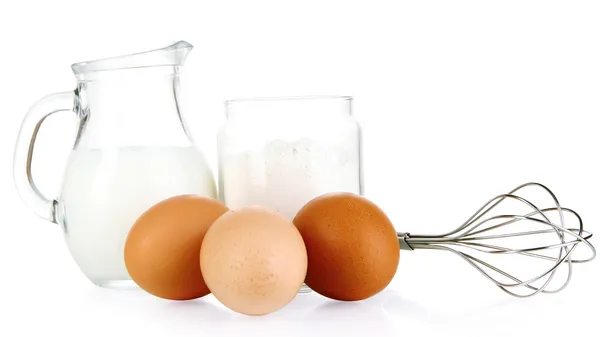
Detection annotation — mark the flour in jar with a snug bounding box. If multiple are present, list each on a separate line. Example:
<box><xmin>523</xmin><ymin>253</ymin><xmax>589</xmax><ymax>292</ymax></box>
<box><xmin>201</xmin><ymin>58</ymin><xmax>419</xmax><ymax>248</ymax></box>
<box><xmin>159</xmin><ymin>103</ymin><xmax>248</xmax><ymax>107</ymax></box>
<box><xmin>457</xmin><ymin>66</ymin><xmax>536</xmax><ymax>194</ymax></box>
<box><xmin>219</xmin><ymin>138</ymin><xmax>361</xmax><ymax>220</ymax></box>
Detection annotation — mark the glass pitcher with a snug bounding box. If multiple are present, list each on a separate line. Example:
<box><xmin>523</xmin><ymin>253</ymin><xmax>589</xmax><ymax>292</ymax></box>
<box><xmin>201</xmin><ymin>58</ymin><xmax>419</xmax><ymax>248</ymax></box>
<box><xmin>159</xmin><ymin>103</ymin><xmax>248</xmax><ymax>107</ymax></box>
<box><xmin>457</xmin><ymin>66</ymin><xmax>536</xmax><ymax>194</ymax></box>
<box><xmin>13</xmin><ymin>41</ymin><xmax>217</xmax><ymax>288</ymax></box>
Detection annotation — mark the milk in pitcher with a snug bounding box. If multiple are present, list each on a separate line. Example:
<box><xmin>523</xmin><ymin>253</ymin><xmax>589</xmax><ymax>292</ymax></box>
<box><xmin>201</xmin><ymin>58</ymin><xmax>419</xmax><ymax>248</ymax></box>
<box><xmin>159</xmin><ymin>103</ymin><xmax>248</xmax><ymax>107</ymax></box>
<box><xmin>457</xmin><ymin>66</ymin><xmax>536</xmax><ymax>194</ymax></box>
<box><xmin>58</xmin><ymin>147</ymin><xmax>216</xmax><ymax>287</ymax></box>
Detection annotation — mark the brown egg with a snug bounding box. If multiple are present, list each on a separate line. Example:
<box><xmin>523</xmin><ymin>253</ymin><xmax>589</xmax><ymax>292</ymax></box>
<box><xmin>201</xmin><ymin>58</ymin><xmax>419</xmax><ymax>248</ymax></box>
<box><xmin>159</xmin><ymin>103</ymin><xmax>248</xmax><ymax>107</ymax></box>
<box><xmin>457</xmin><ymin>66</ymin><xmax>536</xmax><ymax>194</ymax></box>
<box><xmin>124</xmin><ymin>195</ymin><xmax>229</xmax><ymax>300</ymax></box>
<box><xmin>293</xmin><ymin>193</ymin><xmax>399</xmax><ymax>301</ymax></box>
<box><xmin>200</xmin><ymin>207</ymin><xmax>307</xmax><ymax>316</ymax></box>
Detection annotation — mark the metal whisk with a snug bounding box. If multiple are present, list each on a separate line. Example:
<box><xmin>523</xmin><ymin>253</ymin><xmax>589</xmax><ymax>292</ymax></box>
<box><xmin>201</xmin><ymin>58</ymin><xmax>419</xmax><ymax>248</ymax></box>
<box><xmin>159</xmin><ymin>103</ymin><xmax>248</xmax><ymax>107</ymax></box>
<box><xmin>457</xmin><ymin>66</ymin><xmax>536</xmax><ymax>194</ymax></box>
<box><xmin>397</xmin><ymin>182</ymin><xmax>596</xmax><ymax>297</ymax></box>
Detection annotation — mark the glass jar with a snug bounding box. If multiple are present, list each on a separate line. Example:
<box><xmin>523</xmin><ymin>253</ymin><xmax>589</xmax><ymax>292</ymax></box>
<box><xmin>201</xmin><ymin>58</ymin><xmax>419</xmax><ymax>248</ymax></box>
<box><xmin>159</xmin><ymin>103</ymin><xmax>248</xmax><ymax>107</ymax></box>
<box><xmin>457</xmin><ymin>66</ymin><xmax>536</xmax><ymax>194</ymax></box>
<box><xmin>218</xmin><ymin>96</ymin><xmax>362</xmax><ymax>220</ymax></box>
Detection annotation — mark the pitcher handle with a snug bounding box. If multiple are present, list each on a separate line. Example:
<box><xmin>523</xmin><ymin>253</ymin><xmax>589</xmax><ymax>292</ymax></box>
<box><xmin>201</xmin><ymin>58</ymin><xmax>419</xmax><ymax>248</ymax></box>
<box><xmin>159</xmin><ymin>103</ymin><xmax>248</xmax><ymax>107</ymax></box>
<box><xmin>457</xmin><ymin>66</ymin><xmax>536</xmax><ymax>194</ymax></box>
<box><xmin>13</xmin><ymin>91</ymin><xmax>76</xmax><ymax>224</ymax></box>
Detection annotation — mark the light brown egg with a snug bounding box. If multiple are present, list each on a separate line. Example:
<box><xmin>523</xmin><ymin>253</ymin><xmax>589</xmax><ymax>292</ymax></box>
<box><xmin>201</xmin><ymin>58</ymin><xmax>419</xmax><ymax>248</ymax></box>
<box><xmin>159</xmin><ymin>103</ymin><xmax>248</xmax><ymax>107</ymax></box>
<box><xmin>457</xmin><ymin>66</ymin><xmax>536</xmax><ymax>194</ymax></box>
<box><xmin>293</xmin><ymin>193</ymin><xmax>400</xmax><ymax>301</ymax></box>
<box><xmin>200</xmin><ymin>207</ymin><xmax>307</xmax><ymax>316</ymax></box>
<box><xmin>124</xmin><ymin>195</ymin><xmax>229</xmax><ymax>300</ymax></box>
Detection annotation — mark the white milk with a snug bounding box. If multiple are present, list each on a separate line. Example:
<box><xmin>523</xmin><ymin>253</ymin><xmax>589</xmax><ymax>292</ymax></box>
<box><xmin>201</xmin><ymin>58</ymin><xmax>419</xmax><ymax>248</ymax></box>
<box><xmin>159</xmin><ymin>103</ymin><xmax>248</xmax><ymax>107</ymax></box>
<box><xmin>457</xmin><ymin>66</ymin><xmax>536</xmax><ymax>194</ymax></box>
<box><xmin>58</xmin><ymin>147</ymin><xmax>216</xmax><ymax>287</ymax></box>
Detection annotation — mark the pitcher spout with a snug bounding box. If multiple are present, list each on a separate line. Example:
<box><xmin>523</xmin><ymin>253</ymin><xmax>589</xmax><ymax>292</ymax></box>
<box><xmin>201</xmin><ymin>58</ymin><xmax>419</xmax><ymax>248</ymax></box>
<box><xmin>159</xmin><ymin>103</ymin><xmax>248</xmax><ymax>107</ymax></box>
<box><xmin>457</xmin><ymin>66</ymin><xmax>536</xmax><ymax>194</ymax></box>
<box><xmin>71</xmin><ymin>40</ymin><xmax>193</xmax><ymax>76</ymax></box>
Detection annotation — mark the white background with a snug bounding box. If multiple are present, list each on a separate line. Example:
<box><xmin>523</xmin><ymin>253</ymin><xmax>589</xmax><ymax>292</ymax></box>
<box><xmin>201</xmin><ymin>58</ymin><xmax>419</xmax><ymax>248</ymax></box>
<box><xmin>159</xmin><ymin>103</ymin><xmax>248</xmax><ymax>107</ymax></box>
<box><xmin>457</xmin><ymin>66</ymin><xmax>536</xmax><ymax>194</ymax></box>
<box><xmin>1</xmin><ymin>1</ymin><xmax>599</xmax><ymax>336</ymax></box>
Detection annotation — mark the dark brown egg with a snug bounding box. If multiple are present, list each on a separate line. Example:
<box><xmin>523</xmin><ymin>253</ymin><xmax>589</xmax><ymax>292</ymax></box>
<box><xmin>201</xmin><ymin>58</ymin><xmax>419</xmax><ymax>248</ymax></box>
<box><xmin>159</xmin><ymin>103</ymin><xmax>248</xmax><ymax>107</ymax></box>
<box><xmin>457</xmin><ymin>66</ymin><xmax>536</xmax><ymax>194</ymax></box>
<box><xmin>124</xmin><ymin>195</ymin><xmax>229</xmax><ymax>300</ymax></box>
<box><xmin>293</xmin><ymin>193</ymin><xmax>399</xmax><ymax>301</ymax></box>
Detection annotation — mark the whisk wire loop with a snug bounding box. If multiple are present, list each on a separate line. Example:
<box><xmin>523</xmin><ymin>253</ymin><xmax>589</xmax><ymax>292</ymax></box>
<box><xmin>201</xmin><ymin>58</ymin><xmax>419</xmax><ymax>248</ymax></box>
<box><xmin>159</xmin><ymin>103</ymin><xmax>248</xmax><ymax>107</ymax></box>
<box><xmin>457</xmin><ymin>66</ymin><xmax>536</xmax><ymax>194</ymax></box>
<box><xmin>398</xmin><ymin>182</ymin><xmax>596</xmax><ymax>297</ymax></box>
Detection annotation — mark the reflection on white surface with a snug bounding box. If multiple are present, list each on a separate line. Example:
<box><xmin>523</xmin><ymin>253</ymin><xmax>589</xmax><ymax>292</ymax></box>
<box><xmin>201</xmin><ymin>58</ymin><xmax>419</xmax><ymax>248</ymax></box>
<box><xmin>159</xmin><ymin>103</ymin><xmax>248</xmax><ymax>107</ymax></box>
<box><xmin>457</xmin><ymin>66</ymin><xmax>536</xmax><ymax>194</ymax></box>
<box><xmin>74</xmin><ymin>286</ymin><xmax>406</xmax><ymax>337</ymax></box>
<box><xmin>8</xmin><ymin>254</ymin><xmax>598</xmax><ymax>337</ymax></box>
<box><xmin>26</xmin><ymin>245</ymin><xmax>596</xmax><ymax>337</ymax></box>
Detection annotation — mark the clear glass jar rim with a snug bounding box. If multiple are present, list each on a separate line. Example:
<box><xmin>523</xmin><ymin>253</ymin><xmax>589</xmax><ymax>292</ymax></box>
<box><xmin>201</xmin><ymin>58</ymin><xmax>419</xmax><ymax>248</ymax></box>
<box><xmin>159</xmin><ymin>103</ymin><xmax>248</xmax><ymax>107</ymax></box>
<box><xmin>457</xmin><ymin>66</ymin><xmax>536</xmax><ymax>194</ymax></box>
<box><xmin>225</xmin><ymin>95</ymin><xmax>352</xmax><ymax>105</ymax></box>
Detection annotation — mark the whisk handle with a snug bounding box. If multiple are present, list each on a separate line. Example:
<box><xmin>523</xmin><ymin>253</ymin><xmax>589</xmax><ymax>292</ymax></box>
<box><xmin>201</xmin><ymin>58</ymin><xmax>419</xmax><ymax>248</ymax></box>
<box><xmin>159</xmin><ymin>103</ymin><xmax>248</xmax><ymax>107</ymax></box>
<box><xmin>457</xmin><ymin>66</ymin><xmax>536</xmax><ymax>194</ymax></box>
<box><xmin>397</xmin><ymin>232</ymin><xmax>414</xmax><ymax>250</ymax></box>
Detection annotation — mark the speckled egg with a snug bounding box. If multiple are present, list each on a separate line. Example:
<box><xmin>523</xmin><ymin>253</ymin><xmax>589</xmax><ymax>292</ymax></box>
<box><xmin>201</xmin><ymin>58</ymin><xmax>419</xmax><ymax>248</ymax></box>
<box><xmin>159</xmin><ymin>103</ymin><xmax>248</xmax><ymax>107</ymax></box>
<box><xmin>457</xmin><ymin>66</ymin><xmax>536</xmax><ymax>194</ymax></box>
<box><xmin>200</xmin><ymin>207</ymin><xmax>307</xmax><ymax>316</ymax></box>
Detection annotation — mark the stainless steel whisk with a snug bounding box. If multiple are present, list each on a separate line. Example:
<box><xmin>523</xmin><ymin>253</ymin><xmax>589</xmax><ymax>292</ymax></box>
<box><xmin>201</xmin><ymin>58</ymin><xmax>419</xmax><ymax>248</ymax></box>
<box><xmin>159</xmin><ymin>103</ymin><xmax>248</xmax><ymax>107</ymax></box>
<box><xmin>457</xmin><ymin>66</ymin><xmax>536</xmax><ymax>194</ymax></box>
<box><xmin>397</xmin><ymin>182</ymin><xmax>596</xmax><ymax>297</ymax></box>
